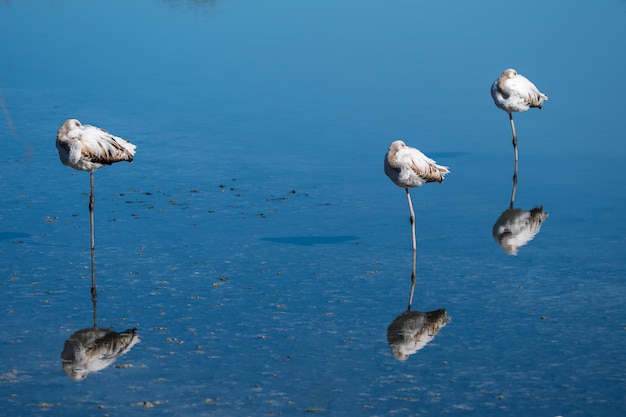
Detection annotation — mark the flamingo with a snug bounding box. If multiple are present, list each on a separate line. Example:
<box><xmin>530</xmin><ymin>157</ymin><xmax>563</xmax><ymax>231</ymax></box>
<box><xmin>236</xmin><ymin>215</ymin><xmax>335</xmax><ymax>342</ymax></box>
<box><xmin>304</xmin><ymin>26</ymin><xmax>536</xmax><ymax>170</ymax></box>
<box><xmin>491</xmin><ymin>68</ymin><xmax>548</xmax><ymax>164</ymax></box>
<box><xmin>384</xmin><ymin>140</ymin><xmax>449</xmax><ymax>253</ymax></box>
<box><xmin>56</xmin><ymin>119</ymin><xmax>136</xmax><ymax>302</ymax></box>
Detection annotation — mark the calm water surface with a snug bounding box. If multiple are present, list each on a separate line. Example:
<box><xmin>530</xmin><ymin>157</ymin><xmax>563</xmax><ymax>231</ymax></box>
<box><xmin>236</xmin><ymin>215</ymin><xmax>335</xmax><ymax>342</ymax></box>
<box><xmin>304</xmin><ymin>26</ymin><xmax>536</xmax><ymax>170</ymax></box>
<box><xmin>1</xmin><ymin>1</ymin><xmax>625</xmax><ymax>416</ymax></box>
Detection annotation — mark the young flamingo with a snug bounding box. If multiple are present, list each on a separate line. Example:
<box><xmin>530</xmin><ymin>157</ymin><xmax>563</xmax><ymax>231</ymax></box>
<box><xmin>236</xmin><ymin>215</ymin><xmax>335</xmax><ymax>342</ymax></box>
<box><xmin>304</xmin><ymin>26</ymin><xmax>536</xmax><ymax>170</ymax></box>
<box><xmin>491</xmin><ymin>68</ymin><xmax>548</xmax><ymax>163</ymax></box>
<box><xmin>384</xmin><ymin>140</ymin><xmax>449</xmax><ymax>253</ymax></box>
<box><xmin>56</xmin><ymin>119</ymin><xmax>136</xmax><ymax>302</ymax></box>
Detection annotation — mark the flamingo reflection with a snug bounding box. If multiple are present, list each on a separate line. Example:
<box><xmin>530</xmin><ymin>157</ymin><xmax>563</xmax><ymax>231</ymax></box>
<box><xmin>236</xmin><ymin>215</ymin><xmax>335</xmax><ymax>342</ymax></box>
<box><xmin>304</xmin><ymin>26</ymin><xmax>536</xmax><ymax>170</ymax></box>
<box><xmin>387</xmin><ymin>309</ymin><xmax>450</xmax><ymax>361</ymax></box>
<box><xmin>386</xmin><ymin>248</ymin><xmax>450</xmax><ymax>361</ymax></box>
<box><xmin>61</xmin><ymin>327</ymin><xmax>140</xmax><ymax>381</ymax></box>
<box><xmin>492</xmin><ymin>158</ymin><xmax>548</xmax><ymax>255</ymax></box>
<box><xmin>60</xmin><ymin>270</ymin><xmax>140</xmax><ymax>381</ymax></box>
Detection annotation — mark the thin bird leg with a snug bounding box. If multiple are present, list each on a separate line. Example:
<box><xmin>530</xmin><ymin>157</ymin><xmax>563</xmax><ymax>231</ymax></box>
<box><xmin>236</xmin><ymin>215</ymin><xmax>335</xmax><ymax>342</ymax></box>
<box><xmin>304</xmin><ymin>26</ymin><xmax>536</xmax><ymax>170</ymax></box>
<box><xmin>92</xmin><ymin>283</ymin><xmax>98</xmax><ymax>328</ymax></box>
<box><xmin>407</xmin><ymin>248</ymin><xmax>417</xmax><ymax>311</ymax></box>
<box><xmin>89</xmin><ymin>172</ymin><xmax>97</xmax><ymax>307</ymax></box>
<box><xmin>510</xmin><ymin>156</ymin><xmax>519</xmax><ymax>208</ymax></box>
<box><xmin>509</xmin><ymin>113</ymin><xmax>519</xmax><ymax>164</ymax></box>
<box><xmin>405</xmin><ymin>188</ymin><xmax>416</xmax><ymax>252</ymax></box>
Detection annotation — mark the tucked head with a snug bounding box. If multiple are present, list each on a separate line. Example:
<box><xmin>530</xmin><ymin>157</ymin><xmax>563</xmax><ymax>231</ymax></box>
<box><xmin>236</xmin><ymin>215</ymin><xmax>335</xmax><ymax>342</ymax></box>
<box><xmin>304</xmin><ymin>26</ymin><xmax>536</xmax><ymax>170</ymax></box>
<box><xmin>388</xmin><ymin>140</ymin><xmax>406</xmax><ymax>153</ymax></box>
<box><xmin>501</xmin><ymin>68</ymin><xmax>517</xmax><ymax>79</ymax></box>
<box><xmin>64</xmin><ymin>119</ymin><xmax>81</xmax><ymax>128</ymax></box>
<box><xmin>58</xmin><ymin>119</ymin><xmax>82</xmax><ymax>137</ymax></box>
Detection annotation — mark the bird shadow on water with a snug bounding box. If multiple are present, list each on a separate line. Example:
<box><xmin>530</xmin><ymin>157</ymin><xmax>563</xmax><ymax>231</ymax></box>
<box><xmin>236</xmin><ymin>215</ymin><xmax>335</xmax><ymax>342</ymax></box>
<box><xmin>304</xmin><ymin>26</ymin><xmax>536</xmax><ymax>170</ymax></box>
<box><xmin>60</xmin><ymin>262</ymin><xmax>140</xmax><ymax>381</ymax></box>
<box><xmin>386</xmin><ymin>250</ymin><xmax>450</xmax><ymax>361</ymax></box>
<box><xmin>492</xmin><ymin>158</ymin><xmax>549</xmax><ymax>256</ymax></box>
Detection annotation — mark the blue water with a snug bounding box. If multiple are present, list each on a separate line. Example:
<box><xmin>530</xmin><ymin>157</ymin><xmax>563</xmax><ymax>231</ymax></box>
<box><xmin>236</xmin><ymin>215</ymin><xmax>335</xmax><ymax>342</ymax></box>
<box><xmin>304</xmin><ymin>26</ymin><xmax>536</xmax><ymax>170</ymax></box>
<box><xmin>1</xmin><ymin>1</ymin><xmax>625</xmax><ymax>416</ymax></box>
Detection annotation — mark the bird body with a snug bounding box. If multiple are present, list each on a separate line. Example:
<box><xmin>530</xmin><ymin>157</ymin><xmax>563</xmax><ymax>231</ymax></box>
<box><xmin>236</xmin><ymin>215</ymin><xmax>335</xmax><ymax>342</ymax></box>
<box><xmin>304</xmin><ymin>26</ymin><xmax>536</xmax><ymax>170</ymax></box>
<box><xmin>491</xmin><ymin>68</ymin><xmax>548</xmax><ymax>113</ymax></box>
<box><xmin>384</xmin><ymin>140</ymin><xmax>449</xmax><ymax>188</ymax></box>
<box><xmin>56</xmin><ymin>119</ymin><xmax>136</xmax><ymax>172</ymax></box>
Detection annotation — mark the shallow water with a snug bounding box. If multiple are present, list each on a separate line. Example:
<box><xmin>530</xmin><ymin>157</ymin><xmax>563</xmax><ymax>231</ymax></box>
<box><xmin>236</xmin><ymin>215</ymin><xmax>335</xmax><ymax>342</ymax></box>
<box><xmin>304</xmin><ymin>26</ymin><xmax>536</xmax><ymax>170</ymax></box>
<box><xmin>1</xmin><ymin>1</ymin><xmax>625</xmax><ymax>416</ymax></box>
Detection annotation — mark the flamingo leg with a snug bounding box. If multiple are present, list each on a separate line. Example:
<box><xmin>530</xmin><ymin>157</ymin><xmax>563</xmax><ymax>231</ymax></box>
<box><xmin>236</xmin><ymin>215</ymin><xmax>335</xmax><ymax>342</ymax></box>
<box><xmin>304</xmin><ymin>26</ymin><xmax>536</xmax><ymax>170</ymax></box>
<box><xmin>92</xmin><ymin>286</ymin><xmax>98</xmax><ymax>329</ymax></box>
<box><xmin>89</xmin><ymin>171</ymin><xmax>97</xmax><ymax>310</ymax></box>
<box><xmin>510</xmin><ymin>156</ymin><xmax>519</xmax><ymax>209</ymax></box>
<box><xmin>509</xmin><ymin>113</ymin><xmax>519</xmax><ymax>164</ymax></box>
<box><xmin>405</xmin><ymin>188</ymin><xmax>416</xmax><ymax>252</ymax></box>
<box><xmin>407</xmin><ymin>248</ymin><xmax>417</xmax><ymax>311</ymax></box>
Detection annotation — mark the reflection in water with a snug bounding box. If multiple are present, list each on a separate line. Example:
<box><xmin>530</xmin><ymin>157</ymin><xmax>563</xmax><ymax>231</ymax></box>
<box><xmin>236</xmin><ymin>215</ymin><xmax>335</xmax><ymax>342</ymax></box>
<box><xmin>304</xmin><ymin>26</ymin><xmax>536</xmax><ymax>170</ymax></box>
<box><xmin>492</xmin><ymin>157</ymin><xmax>548</xmax><ymax>255</ymax></box>
<box><xmin>387</xmin><ymin>309</ymin><xmax>450</xmax><ymax>361</ymax></box>
<box><xmin>60</xmin><ymin>273</ymin><xmax>140</xmax><ymax>380</ymax></box>
<box><xmin>61</xmin><ymin>328</ymin><xmax>140</xmax><ymax>381</ymax></box>
<box><xmin>387</xmin><ymin>248</ymin><xmax>449</xmax><ymax>361</ymax></box>
<box><xmin>493</xmin><ymin>206</ymin><xmax>549</xmax><ymax>256</ymax></box>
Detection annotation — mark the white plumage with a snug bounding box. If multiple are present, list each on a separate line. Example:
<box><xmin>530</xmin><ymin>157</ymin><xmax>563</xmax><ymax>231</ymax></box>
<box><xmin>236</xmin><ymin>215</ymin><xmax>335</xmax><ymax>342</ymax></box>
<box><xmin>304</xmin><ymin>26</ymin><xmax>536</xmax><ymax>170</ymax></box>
<box><xmin>384</xmin><ymin>140</ymin><xmax>449</xmax><ymax>188</ymax></box>
<box><xmin>384</xmin><ymin>140</ymin><xmax>449</xmax><ymax>251</ymax></box>
<box><xmin>56</xmin><ymin>119</ymin><xmax>136</xmax><ymax>172</ymax></box>
<box><xmin>491</xmin><ymin>68</ymin><xmax>548</xmax><ymax>113</ymax></box>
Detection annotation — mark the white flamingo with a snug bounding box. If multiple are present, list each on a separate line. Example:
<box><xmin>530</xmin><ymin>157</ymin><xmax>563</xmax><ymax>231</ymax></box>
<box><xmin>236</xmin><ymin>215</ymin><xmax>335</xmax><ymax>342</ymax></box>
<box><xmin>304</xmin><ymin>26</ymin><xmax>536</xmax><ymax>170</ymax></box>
<box><xmin>56</xmin><ymin>119</ymin><xmax>136</xmax><ymax>301</ymax></box>
<box><xmin>491</xmin><ymin>69</ymin><xmax>548</xmax><ymax>163</ymax></box>
<box><xmin>384</xmin><ymin>140</ymin><xmax>449</xmax><ymax>252</ymax></box>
